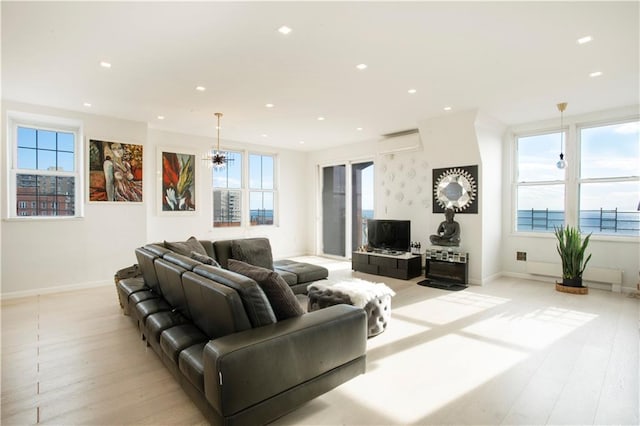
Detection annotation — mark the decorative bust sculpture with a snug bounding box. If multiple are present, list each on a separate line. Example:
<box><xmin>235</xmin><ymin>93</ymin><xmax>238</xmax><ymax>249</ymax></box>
<box><xmin>429</xmin><ymin>208</ymin><xmax>461</xmax><ymax>247</ymax></box>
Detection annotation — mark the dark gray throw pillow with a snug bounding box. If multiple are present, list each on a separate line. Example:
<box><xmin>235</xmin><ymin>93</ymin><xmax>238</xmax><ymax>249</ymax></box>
<box><xmin>227</xmin><ymin>259</ymin><xmax>303</xmax><ymax>321</ymax></box>
<box><xmin>190</xmin><ymin>251</ymin><xmax>221</xmax><ymax>267</ymax></box>
<box><xmin>164</xmin><ymin>236</ymin><xmax>207</xmax><ymax>257</ymax></box>
<box><xmin>231</xmin><ymin>238</ymin><xmax>273</xmax><ymax>270</ymax></box>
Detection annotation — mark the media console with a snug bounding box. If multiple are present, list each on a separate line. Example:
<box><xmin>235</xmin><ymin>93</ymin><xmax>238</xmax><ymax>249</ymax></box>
<box><xmin>352</xmin><ymin>251</ymin><xmax>422</xmax><ymax>280</ymax></box>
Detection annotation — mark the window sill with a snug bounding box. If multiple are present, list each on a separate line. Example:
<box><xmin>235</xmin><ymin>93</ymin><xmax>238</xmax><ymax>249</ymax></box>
<box><xmin>511</xmin><ymin>230</ymin><xmax>639</xmax><ymax>243</ymax></box>
<box><xmin>3</xmin><ymin>216</ymin><xmax>84</xmax><ymax>222</ymax></box>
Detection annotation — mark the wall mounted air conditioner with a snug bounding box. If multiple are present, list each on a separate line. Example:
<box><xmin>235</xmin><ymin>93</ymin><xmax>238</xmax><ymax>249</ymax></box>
<box><xmin>377</xmin><ymin>128</ymin><xmax>422</xmax><ymax>154</ymax></box>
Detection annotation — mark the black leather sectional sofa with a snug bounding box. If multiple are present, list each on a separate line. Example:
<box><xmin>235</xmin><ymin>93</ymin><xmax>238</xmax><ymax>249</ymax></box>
<box><xmin>116</xmin><ymin>239</ymin><xmax>367</xmax><ymax>425</ymax></box>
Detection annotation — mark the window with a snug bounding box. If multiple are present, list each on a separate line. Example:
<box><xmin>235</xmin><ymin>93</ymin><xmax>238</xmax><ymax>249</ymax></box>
<box><xmin>515</xmin><ymin>131</ymin><xmax>566</xmax><ymax>232</ymax></box>
<box><xmin>514</xmin><ymin>115</ymin><xmax>639</xmax><ymax>237</ymax></box>
<box><xmin>7</xmin><ymin>113</ymin><xmax>82</xmax><ymax>218</ymax></box>
<box><xmin>212</xmin><ymin>151</ymin><xmax>242</xmax><ymax>227</ymax></box>
<box><xmin>578</xmin><ymin>120</ymin><xmax>639</xmax><ymax>236</ymax></box>
<box><xmin>211</xmin><ymin>151</ymin><xmax>278</xmax><ymax>228</ymax></box>
<box><xmin>249</xmin><ymin>154</ymin><xmax>275</xmax><ymax>226</ymax></box>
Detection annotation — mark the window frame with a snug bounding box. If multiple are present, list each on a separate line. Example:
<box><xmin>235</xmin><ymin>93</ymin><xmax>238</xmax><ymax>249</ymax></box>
<box><xmin>248</xmin><ymin>152</ymin><xmax>277</xmax><ymax>226</ymax></box>
<box><xmin>576</xmin><ymin>117</ymin><xmax>640</xmax><ymax>237</ymax></box>
<box><xmin>512</xmin><ymin>113</ymin><xmax>639</xmax><ymax>240</ymax></box>
<box><xmin>513</xmin><ymin>128</ymin><xmax>567</xmax><ymax>234</ymax></box>
<box><xmin>211</xmin><ymin>148</ymin><xmax>278</xmax><ymax>228</ymax></box>
<box><xmin>212</xmin><ymin>150</ymin><xmax>243</xmax><ymax>228</ymax></box>
<box><xmin>6</xmin><ymin>111</ymin><xmax>84</xmax><ymax>220</ymax></box>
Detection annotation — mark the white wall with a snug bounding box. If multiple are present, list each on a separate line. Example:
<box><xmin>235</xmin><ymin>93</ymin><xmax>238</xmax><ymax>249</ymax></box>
<box><xmin>501</xmin><ymin>106</ymin><xmax>640</xmax><ymax>291</ymax></box>
<box><xmin>2</xmin><ymin>101</ymin><xmax>148</xmax><ymax>297</ymax></box>
<box><xmin>417</xmin><ymin>110</ymin><xmax>490</xmax><ymax>284</ymax></box>
<box><xmin>306</xmin><ymin>110</ymin><xmax>500</xmax><ymax>285</ymax></box>
<box><xmin>475</xmin><ymin>111</ymin><xmax>506</xmax><ymax>282</ymax></box>
<box><xmin>145</xmin><ymin>128</ymin><xmax>309</xmax><ymax>259</ymax></box>
<box><xmin>1</xmin><ymin>102</ymin><xmax>309</xmax><ymax>298</ymax></box>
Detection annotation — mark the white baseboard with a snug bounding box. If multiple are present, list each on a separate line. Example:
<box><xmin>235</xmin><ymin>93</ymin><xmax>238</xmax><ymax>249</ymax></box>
<box><xmin>1</xmin><ymin>280</ymin><xmax>112</xmax><ymax>301</ymax></box>
<box><xmin>500</xmin><ymin>271</ymin><xmax>637</xmax><ymax>293</ymax></box>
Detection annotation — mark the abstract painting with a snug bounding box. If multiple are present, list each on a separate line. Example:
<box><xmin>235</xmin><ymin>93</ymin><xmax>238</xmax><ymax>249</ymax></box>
<box><xmin>89</xmin><ymin>139</ymin><xmax>143</xmax><ymax>202</ymax></box>
<box><xmin>161</xmin><ymin>151</ymin><xmax>195</xmax><ymax>211</ymax></box>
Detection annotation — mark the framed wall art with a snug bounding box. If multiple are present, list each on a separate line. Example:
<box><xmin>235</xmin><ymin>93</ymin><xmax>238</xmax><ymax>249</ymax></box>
<box><xmin>160</xmin><ymin>149</ymin><xmax>196</xmax><ymax>213</ymax></box>
<box><xmin>432</xmin><ymin>164</ymin><xmax>478</xmax><ymax>214</ymax></box>
<box><xmin>89</xmin><ymin>139</ymin><xmax>143</xmax><ymax>202</ymax></box>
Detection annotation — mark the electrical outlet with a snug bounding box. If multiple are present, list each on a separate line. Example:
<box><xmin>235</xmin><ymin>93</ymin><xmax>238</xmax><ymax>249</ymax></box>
<box><xmin>516</xmin><ymin>251</ymin><xmax>527</xmax><ymax>261</ymax></box>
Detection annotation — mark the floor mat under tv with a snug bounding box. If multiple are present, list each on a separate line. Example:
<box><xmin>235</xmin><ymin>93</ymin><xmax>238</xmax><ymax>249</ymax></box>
<box><xmin>417</xmin><ymin>279</ymin><xmax>468</xmax><ymax>291</ymax></box>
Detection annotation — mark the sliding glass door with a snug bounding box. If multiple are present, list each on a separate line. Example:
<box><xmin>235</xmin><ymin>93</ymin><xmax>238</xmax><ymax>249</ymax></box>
<box><xmin>321</xmin><ymin>161</ymin><xmax>374</xmax><ymax>258</ymax></box>
<box><xmin>322</xmin><ymin>165</ymin><xmax>346</xmax><ymax>256</ymax></box>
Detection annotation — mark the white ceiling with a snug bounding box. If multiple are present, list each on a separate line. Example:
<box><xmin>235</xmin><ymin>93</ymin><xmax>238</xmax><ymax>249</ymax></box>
<box><xmin>2</xmin><ymin>1</ymin><xmax>638</xmax><ymax>151</ymax></box>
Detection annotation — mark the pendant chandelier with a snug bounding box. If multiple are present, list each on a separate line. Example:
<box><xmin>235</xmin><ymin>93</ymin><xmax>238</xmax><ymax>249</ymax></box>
<box><xmin>556</xmin><ymin>102</ymin><xmax>568</xmax><ymax>170</ymax></box>
<box><xmin>203</xmin><ymin>112</ymin><xmax>226</xmax><ymax>169</ymax></box>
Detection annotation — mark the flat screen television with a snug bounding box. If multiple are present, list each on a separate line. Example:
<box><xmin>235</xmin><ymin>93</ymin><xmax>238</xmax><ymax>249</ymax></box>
<box><xmin>367</xmin><ymin>219</ymin><xmax>411</xmax><ymax>253</ymax></box>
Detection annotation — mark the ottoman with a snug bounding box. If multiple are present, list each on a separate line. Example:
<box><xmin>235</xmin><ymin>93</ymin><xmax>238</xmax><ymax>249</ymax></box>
<box><xmin>307</xmin><ymin>279</ymin><xmax>395</xmax><ymax>337</ymax></box>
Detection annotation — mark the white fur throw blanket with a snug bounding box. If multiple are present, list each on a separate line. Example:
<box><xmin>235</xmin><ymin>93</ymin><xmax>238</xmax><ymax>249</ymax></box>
<box><xmin>308</xmin><ymin>279</ymin><xmax>396</xmax><ymax>308</ymax></box>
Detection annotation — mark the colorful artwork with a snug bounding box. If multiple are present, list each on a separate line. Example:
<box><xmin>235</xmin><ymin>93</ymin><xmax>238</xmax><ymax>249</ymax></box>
<box><xmin>89</xmin><ymin>139</ymin><xmax>143</xmax><ymax>202</ymax></box>
<box><xmin>162</xmin><ymin>151</ymin><xmax>195</xmax><ymax>211</ymax></box>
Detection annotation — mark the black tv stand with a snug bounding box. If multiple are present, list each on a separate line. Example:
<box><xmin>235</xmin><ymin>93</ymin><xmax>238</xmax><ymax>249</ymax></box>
<box><xmin>372</xmin><ymin>249</ymin><xmax>403</xmax><ymax>256</ymax></box>
<box><xmin>352</xmin><ymin>251</ymin><xmax>422</xmax><ymax>280</ymax></box>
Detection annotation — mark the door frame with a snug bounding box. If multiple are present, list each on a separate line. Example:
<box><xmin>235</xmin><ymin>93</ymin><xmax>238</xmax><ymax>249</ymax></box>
<box><xmin>316</xmin><ymin>157</ymin><xmax>375</xmax><ymax>259</ymax></box>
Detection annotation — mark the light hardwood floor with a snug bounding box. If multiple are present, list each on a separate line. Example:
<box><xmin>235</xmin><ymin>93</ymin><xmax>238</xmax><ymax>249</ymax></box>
<box><xmin>2</xmin><ymin>257</ymin><xmax>638</xmax><ymax>425</ymax></box>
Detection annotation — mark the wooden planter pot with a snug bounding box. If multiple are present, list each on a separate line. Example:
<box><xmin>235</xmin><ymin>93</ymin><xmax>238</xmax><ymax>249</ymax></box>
<box><xmin>556</xmin><ymin>278</ymin><xmax>588</xmax><ymax>294</ymax></box>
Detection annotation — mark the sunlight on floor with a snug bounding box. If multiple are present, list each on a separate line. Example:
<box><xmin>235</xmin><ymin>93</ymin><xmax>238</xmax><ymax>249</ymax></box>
<box><xmin>339</xmin><ymin>333</ymin><xmax>527</xmax><ymax>424</ymax></box>
<box><xmin>463</xmin><ymin>306</ymin><xmax>599</xmax><ymax>350</ymax></box>
<box><xmin>395</xmin><ymin>290</ymin><xmax>510</xmax><ymax>325</ymax></box>
<box><xmin>329</xmin><ymin>289</ymin><xmax>601</xmax><ymax>424</ymax></box>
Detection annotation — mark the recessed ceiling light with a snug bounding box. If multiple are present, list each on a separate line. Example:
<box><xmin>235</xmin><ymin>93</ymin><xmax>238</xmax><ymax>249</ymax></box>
<box><xmin>277</xmin><ymin>25</ymin><xmax>292</xmax><ymax>35</ymax></box>
<box><xmin>356</xmin><ymin>64</ymin><xmax>368</xmax><ymax>70</ymax></box>
<box><xmin>317</xmin><ymin>116</ymin><xmax>325</xmax><ymax>121</ymax></box>
<box><xmin>299</xmin><ymin>140</ymin><xmax>305</xmax><ymax>144</ymax></box>
<box><xmin>99</xmin><ymin>61</ymin><xmax>111</xmax><ymax>68</ymax></box>
<box><xmin>83</xmin><ymin>102</ymin><xmax>92</xmax><ymax>107</ymax></box>
<box><xmin>157</xmin><ymin>115</ymin><xmax>165</xmax><ymax>120</ymax></box>
<box><xmin>577</xmin><ymin>35</ymin><xmax>593</xmax><ymax>44</ymax></box>
<box><xmin>195</xmin><ymin>86</ymin><xmax>206</xmax><ymax>91</ymax></box>
<box><xmin>589</xmin><ymin>71</ymin><xmax>603</xmax><ymax>78</ymax></box>
<box><xmin>443</xmin><ymin>106</ymin><xmax>452</xmax><ymax>111</ymax></box>
<box><xmin>261</xmin><ymin>134</ymin><xmax>268</xmax><ymax>138</ymax></box>
<box><xmin>408</xmin><ymin>89</ymin><xmax>417</xmax><ymax>94</ymax></box>
<box><xmin>356</xmin><ymin>127</ymin><xmax>363</xmax><ymax>131</ymax></box>
<box><xmin>265</xmin><ymin>103</ymin><xmax>275</xmax><ymax>108</ymax></box>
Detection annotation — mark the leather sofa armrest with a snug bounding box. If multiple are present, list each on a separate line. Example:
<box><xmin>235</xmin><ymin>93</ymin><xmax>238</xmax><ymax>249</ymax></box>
<box><xmin>203</xmin><ymin>304</ymin><xmax>367</xmax><ymax>417</ymax></box>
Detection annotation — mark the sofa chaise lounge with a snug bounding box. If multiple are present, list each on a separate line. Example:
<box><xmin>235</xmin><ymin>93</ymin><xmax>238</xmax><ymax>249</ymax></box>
<box><xmin>115</xmin><ymin>238</ymin><xmax>366</xmax><ymax>425</ymax></box>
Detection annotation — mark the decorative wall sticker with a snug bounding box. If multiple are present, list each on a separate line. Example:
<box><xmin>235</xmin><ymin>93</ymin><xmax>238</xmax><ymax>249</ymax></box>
<box><xmin>378</xmin><ymin>153</ymin><xmax>431</xmax><ymax>209</ymax></box>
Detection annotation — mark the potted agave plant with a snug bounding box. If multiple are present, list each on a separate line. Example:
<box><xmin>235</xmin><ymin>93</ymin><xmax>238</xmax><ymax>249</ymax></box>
<box><xmin>554</xmin><ymin>225</ymin><xmax>592</xmax><ymax>288</ymax></box>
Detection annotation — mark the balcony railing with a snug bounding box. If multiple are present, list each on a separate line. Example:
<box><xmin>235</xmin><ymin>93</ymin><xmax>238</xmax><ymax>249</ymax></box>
<box><xmin>517</xmin><ymin>208</ymin><xmax>640</xmax><ymax>236</ymax></box>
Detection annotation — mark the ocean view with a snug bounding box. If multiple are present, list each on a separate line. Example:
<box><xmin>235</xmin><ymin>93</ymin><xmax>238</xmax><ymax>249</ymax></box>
<box><xmin>518</xmin><ymin>209</ymin><xmax>639</xmax><ymax>235</ymax></box>
<box><xmin>360</xmin><ymin>209</ymin><xmax>639</xmax><ymax>236</ymax></box>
